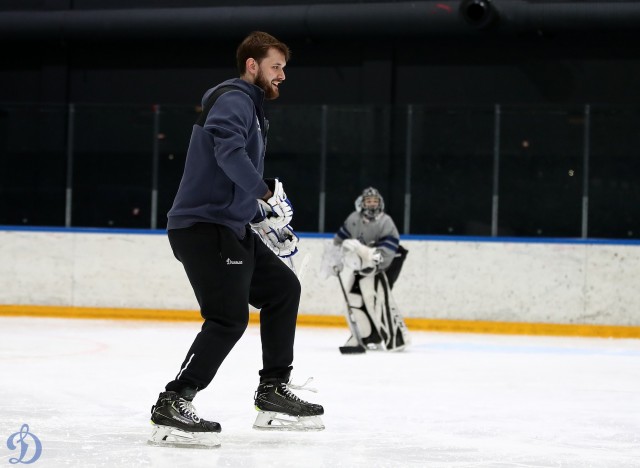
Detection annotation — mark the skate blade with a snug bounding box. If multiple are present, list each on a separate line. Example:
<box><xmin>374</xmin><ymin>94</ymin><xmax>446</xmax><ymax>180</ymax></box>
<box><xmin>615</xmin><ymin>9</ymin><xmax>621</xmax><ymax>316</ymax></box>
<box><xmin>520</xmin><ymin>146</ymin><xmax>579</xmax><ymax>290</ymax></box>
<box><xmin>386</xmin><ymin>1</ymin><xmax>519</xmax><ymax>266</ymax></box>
<box><xmin>253</xmin><ymin>412</ymin><xmax>325</xmax><ymax>431</ymax></box>
<box><xmin>148</xmin><ymin>424</ymin><xmax>221</xmax><ymax>448</ymax></box>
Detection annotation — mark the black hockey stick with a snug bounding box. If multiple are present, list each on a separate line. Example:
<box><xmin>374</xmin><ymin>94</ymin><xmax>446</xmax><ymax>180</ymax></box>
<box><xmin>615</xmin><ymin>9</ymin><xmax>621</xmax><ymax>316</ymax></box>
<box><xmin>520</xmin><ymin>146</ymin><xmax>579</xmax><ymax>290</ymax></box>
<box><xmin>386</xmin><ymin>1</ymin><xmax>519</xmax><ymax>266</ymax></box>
<box><xmin>336</xmin><ymin>273</ymin><xmax>367</xmax><ymax>354</ymax></box>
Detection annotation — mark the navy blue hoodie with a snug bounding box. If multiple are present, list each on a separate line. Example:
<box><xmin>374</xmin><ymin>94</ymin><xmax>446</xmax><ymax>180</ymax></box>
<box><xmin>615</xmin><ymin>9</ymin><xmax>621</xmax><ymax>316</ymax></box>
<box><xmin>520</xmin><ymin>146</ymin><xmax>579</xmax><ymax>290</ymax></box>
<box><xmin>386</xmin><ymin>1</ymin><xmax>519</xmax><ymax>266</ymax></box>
<box><xmin>167</xmin><ymin>78</ymin><xmax>270</xmax><ymax>238</ymax></box>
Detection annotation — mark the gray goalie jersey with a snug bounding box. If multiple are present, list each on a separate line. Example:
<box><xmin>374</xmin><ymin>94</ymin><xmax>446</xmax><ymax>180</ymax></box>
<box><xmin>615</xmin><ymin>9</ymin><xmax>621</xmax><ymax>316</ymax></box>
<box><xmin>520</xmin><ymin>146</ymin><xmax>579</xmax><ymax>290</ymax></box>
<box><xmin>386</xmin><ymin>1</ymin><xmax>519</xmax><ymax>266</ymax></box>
<box><xmin>334</xmin><ymin>212</ymin><xmax>400</xmax><ymax>271</ymax></box>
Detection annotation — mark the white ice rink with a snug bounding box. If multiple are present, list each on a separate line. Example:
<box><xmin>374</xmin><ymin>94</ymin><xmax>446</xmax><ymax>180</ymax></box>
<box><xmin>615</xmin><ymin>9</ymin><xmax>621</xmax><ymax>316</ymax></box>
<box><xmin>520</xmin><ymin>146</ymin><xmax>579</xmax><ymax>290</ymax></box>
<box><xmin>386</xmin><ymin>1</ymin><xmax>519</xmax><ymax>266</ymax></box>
<box><xmin>1</xmin><ymin>316</ymin><xmax>639</xmax><ymax>468</ymax></box>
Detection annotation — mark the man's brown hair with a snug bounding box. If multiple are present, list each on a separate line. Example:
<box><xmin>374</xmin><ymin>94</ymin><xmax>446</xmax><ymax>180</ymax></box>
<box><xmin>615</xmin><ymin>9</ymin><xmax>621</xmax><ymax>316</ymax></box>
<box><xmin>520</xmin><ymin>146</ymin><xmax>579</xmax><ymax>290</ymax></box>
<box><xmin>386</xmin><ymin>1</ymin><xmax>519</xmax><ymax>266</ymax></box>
<box><xmin>236</xmin><ymin>31</ymin><xmax>291</xmax><ymax>75</ymax></box>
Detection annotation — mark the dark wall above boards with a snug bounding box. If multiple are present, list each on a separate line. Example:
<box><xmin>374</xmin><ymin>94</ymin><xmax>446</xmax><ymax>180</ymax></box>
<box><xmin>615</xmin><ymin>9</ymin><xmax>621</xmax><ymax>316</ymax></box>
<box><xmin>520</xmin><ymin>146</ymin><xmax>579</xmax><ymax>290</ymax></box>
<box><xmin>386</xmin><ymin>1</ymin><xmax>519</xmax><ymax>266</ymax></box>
<box><xmin>2</xmin><ymin>2</ymin><xmax>640</xmax><ymax>237</ymax></box>
<box><xmin>2</xmin><ymin>33</ymin><xmax>639</xmax><ymax>107</ymax></box>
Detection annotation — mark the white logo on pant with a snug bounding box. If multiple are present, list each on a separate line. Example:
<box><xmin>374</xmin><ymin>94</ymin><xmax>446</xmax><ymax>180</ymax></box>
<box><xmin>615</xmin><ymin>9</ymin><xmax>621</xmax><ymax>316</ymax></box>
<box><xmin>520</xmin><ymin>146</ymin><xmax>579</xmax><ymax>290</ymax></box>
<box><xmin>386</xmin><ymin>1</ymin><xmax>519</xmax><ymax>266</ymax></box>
<box><xmin>226</xmin><ymin>258</ymin><xmax>243</xmax><ymax>265</ymax></box>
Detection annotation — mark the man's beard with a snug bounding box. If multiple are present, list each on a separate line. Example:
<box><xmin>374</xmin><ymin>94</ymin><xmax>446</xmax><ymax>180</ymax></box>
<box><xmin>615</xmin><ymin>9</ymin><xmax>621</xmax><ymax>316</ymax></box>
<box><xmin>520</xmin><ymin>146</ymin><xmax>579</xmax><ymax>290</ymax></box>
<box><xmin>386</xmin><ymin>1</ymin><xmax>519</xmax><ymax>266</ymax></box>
<box><xmin>256</xmin><ymin>70</ymin><xmax>279</xmax><ymax>100</ymax></box>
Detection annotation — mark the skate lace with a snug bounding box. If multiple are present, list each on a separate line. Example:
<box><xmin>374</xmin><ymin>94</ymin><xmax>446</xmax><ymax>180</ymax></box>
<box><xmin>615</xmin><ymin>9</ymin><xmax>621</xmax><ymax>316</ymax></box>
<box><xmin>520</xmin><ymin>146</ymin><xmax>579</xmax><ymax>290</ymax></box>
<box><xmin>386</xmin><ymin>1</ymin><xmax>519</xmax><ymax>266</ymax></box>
<box><xmin>287</xmin><ymin>377</ymin><xmax>318</xmax><ymax>393</ymax></box>
<box><xmin>178</xmin><ymin>399</ymin><xmax>201</xmax><ymax>423</ymax></box>
<box><xmin>282</xmin><ymin>377</ymin><xmax>318</xmax><ymax>402</ymax></box>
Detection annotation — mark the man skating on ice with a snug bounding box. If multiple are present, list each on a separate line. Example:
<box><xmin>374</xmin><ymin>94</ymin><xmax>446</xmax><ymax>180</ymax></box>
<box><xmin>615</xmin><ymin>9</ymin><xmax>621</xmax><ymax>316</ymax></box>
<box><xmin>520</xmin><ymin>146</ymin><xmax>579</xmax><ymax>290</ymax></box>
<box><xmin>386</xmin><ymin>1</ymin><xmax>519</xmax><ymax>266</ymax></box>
<box><xmin>149</xmin><ymin>31</ymin><xmax>324</xmax><ymax>448</ymax></box>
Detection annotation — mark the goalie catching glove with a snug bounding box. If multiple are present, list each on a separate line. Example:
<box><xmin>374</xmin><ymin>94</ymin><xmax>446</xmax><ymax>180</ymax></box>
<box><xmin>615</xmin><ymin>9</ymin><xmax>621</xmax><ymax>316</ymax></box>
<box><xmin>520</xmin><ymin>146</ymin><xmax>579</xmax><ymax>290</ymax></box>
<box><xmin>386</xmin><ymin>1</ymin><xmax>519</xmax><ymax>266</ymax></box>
<box><xmin>341</xmin><ymin>239</ymin><xmax>382</xmax><ymax>275</ymax></box>
<box><xmin>257</xmin><ymin>178</ymin><xmax>293</xmax><ymax>229</ymax></box>
<box><xmin>251</xmin><ymin>221</ymin><xmax>299</xmax><ymax>258</ymax></box>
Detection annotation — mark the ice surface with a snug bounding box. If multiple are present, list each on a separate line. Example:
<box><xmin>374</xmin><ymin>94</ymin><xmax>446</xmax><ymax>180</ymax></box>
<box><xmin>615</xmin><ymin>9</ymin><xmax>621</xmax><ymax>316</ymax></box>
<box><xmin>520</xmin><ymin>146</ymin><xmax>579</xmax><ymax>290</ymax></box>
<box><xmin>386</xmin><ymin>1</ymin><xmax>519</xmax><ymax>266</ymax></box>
<box><xmin>1</xmin><ymin>317</ymin><xmax>639</xmax><ymax>467</ymax></box>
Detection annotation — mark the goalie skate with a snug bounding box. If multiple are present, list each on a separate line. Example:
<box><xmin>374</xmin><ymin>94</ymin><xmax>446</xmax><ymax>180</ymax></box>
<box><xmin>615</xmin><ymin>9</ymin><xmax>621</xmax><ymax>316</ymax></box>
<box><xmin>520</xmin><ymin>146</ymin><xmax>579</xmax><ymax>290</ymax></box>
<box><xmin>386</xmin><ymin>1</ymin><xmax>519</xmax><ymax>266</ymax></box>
<box><xmin>253</xmin><ymin>378</ymin><xmax>325</xmax><ymax>431</ymax></box>
<box><xmin>148</xmin><ymin>390</ymin><xmax>221</xmax><ymax>449</ymax></box>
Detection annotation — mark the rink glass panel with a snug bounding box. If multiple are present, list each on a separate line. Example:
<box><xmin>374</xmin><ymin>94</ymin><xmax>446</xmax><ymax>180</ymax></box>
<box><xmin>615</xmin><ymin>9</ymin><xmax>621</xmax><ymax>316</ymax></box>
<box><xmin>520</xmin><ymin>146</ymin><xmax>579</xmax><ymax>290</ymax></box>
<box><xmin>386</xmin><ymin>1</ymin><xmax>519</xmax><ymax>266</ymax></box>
<box><xmin>498</xmin><ymin>106</ymin><xmax>584</xmax><ymax>237</ymax></box>
<box><xmin>1</xmin><ymin>102</ymin><xmax>639</xmax><ymax>240</ymax></box>
<box><xmin>322</xmin><ymin>106</ymin><xmax>393</xmax><ymax>234</ymax></box>
<box><xmin>0</xmin><ymin>104</ymin><xmax>67</xmax><ymax>226</ymax></box>
<box><xmin>260</xmin><ymin>105</ymin><xmax>323</xmax><ymax>233</ymax></box>
<box><xmin>588</xmin><ymin>107</ymin><xmax>640</xmax><ymax>239</ymax></box>
<box><xmin>409</xmin><ymin>106</ymin><xmax>494</xmax><ymax>236</ymax></box>
<box><xmin>72</xmin><ymin>105</ymin><xmax>154</xmax><ymax>228</ymax></box>
<box><xmin>155</xmin><ymin>105</ymin><xmax>200</xmax><ymax>230</ymax></box>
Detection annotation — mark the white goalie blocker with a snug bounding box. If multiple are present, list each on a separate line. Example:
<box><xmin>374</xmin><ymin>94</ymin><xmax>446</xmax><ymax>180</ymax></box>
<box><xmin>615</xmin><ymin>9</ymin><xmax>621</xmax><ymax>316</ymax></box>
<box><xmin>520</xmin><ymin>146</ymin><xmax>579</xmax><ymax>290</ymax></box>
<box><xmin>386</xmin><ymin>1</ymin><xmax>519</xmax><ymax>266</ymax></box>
<box><xmin>321</xmin><ymin>241</ymin><xmax>411</xmax><ymax>354</ymax></box>
<box><xmin>250</xmin><ymin>178</ymin><xmax>299</xmax><ymax>274</ymax></box>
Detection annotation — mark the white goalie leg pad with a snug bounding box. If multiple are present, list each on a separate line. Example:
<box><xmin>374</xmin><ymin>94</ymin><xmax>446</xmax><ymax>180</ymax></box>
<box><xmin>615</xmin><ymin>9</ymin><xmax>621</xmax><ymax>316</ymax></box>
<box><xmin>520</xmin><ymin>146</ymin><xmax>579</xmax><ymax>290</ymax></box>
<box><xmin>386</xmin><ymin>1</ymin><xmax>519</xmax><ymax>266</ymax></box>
<box><xmin>376</xmin><ymin>273</ymin><xmax>411</xmax><ymax>351</ymax></box>
<box><xmin>348</xmin><ymin>308</ymin><xmax>385</xmax><ymax>351</ymax></box>
<box><xmin>148</xmin><ymin>424</ymin><xmax>221</xmax><ymax>449</ymax></box>
<box><xmin>384</xmin><ymin>287</ymin><xmax>411</xmax><ymax>352</ymax></box>
<box><xmin>358</xmin><ymin>275</ymin><xmax>387</xmax><ymax>350</ymax></box>
<box><xmin>342</xmin><ymin>334</ymin><xmax>360</xmax><ymax>347</ymax></box>
<box><xmin>338</xmin><ymin>273</ymin><xmax>386</xmax><ymax>351</ymax></box>
<box><xmin>350</xmin><ymin>308</ymin><xmax>373</xmax><ymax>339</ymax></box>
<box><xmin>358</xmin><ymin>273</ymin><xmax>410</xmax><ymax>352</ymax></box>
<box><xmin>253</xmin><ymin>412</ymin><xmax>325</xmax><ymax>431</ymax></box>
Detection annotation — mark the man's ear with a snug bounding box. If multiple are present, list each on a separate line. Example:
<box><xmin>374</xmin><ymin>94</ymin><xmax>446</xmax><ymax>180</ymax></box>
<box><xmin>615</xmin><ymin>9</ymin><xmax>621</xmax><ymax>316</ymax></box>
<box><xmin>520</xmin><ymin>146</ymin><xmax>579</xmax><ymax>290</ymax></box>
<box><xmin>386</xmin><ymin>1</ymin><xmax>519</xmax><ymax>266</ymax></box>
<box><xmin>246</xmin><ymin>58</ymin><xmax>258</xmax><ymax>75</ymax></box>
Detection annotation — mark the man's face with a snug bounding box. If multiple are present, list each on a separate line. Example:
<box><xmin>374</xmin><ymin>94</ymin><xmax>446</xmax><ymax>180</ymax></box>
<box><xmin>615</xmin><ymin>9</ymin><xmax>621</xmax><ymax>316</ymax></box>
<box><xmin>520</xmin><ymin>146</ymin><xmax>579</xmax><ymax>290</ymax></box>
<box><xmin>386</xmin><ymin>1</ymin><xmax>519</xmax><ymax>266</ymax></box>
<box><xmin>255</xmin><ymin>48</ymin><xmax>286</xmax><ymax>100</ymax></box>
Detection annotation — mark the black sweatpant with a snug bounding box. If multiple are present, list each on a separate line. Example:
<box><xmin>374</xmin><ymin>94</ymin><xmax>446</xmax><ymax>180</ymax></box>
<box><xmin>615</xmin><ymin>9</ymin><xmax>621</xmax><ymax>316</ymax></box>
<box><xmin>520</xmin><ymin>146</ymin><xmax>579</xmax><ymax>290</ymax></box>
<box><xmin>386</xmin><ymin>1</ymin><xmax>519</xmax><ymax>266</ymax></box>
<box><xmin>165</xmin><ymin>222</ymin><xmax>301</xmax><ymax>393</ymax></box>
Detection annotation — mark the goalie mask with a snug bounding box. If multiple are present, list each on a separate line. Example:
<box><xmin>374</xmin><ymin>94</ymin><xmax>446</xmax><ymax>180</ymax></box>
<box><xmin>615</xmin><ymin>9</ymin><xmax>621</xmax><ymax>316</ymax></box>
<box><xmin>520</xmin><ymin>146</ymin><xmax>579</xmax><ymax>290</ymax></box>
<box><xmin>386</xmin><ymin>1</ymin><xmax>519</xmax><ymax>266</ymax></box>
<box><xmin>355</xmin><ymin>187</ymin><xmax>384</xmax><ymax>220</ymax></box>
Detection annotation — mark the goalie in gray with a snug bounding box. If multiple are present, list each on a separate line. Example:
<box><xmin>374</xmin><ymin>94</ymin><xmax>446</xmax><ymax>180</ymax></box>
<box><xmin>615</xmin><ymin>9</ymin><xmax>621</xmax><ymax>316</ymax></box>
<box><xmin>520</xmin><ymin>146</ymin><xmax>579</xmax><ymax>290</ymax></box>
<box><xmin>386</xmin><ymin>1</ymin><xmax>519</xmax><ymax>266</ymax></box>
<box><xmin>321</xmin><ymin>187</ymin><xmax>410</xmax><ymax>353</ymax></box>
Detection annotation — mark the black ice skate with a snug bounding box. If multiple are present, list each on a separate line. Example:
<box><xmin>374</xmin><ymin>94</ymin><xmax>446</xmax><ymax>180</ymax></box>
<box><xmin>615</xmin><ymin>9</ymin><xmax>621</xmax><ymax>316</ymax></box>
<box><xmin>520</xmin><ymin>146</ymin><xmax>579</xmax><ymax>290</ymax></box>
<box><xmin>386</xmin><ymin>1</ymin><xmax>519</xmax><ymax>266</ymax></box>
<box><xmin>253</xmin><ymin>378</ymin><xmax>325</xmax><ymax>431</ymax></box>
<box><xmin>148</xmin><ymin>389</ymin><xmax>221</xmax><ymax>448</ymax></box>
